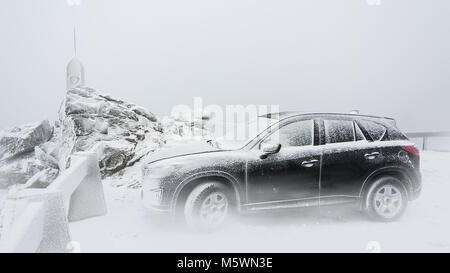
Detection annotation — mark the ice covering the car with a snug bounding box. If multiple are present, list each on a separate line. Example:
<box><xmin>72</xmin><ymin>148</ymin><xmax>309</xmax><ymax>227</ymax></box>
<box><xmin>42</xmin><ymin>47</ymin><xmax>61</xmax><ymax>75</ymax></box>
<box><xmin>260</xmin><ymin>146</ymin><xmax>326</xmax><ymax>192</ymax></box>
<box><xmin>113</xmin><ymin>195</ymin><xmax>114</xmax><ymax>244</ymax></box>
<box><xmin>356</xmin><ymin>118</ymin><xmax>407</xmax><ymax>141</ymax></box>
<box><xmin>143</xmin><ymin>140</ymin><xmax>222</xmax><ymax>164</ymax></box>
<box><xmin>260</xmin><ymin>112</ymin><xmax>398</xmax><ymax>127</ymax></box>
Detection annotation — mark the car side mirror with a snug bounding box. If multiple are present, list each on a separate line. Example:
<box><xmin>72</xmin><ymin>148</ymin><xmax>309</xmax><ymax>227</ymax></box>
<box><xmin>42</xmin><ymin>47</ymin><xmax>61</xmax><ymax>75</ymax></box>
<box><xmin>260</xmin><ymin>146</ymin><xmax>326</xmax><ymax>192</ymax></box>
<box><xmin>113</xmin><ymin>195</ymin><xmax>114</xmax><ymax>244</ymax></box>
<box><xmin>260</xmin><ymin>143</ymin><xmax>281</xmax><ymax>159</ymax></box>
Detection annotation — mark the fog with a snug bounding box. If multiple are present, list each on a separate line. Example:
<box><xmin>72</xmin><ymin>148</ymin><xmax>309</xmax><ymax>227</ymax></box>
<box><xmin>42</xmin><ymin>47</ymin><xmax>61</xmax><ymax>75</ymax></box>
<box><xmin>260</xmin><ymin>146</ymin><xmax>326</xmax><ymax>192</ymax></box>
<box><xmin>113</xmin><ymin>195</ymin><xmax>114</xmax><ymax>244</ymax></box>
<box><xmin>1</xmin><ymin>0</ymin><xmax>450</xmax><ymax>132</ymax></box>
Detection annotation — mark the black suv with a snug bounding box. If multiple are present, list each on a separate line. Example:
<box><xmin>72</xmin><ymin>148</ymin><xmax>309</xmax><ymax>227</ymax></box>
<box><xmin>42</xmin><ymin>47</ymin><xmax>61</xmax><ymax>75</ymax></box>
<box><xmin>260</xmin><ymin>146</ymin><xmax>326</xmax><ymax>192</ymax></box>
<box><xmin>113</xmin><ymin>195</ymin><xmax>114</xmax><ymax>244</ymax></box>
<box><xmin>142</xmin><ymin>112</ymin><xmax>421</xmax><ymax>230</ymax></box>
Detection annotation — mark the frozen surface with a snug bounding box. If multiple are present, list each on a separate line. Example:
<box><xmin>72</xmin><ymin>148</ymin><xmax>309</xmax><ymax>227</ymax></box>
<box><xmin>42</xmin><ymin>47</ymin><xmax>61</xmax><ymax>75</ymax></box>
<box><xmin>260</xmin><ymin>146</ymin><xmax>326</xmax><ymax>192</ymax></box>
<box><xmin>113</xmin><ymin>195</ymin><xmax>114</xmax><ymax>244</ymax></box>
<box><xmin>70</xmin><ymin>151</ymin><xmax>450</xmax><ymax>253</ymax></box>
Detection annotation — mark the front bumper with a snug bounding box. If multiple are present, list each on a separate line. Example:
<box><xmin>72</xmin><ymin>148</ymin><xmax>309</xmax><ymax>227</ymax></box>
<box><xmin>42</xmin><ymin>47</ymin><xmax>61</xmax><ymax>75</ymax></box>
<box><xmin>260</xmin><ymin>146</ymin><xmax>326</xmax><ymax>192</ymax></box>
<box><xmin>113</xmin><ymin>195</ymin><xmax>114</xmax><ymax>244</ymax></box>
<box><xmin>141</xmin><ymin>187</ymin><xmax>170</xmax><ymax>209</ymax></box>
<box><xmin>141</xmin><ymin>188</ymin><xmax>174</xmax><ymax>221</ymax></box>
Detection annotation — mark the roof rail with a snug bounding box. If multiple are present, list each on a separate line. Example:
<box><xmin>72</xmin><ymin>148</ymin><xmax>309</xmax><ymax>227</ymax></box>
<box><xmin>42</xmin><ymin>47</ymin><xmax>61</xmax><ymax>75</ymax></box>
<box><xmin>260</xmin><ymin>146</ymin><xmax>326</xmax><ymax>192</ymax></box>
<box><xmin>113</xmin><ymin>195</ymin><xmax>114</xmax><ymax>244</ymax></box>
<box><xmin>259</xmin><ymin>112</ymin><xmax>397</xmax><ymax>127</ymax></box>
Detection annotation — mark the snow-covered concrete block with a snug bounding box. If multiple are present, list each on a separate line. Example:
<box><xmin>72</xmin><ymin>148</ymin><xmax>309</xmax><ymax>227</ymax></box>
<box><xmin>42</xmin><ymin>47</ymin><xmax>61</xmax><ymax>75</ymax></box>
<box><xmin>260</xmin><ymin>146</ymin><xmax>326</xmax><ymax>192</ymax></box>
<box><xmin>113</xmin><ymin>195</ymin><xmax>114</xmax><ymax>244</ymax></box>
<box><xmin>0</xmin><ymin>190</ymin><xmax>71</xmax><ymax>253</ymax></box>
<box><xmin>0</xmin><ymin>143</ymin><xmax>107</xmax><ymax>252</ymax></box>
<box><xmin>67</xmin><ymin>148</ymin><xmax>107</xmax><ymax>222</ymax></box>
<box><xmin>0</xmin><ymin>201</ymin><xmax>45</xmax><ymax>253</ymax></box>
<box><xmin>48</xmin><ymin>143</ymin><xmax>107</xmax><ymax>222</ymax></box>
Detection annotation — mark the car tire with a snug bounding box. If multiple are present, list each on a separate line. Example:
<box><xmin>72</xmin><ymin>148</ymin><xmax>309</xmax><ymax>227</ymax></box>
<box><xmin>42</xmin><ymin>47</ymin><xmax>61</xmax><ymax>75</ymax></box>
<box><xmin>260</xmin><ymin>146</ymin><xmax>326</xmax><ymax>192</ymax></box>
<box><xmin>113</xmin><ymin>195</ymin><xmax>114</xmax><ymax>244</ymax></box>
<box><xmin>364</xmin><ymin>176</ymin><xmax>408</xmax><ymax>222</ymax></box>
<box><xmin>184</xmin><ymin>182</ymin><xmax>233</xmax><ymax>231</ymax></box>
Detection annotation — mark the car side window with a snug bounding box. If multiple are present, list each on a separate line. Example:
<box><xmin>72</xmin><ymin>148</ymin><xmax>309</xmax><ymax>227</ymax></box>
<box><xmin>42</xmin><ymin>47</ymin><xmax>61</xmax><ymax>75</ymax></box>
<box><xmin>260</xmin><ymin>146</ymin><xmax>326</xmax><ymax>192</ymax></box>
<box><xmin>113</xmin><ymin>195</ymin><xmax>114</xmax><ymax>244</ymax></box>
<box><xmin>358</xmin><ymin>120</ymin><xmax>387</xmax><ymax>141</ymax></box>
<box><xmin>262</xmin><ymin>120</ymin><xmax>313</xmax><ymax>148</ymax></box>
<box><xmin>354</xmin><ymin>122</ymin><xmax>366</xmax><ymax>141</ymax></box>
<box><xmin>324</xmin><ymin>120</ymin><xmax>355</xmax><ymax>144</ymax></box>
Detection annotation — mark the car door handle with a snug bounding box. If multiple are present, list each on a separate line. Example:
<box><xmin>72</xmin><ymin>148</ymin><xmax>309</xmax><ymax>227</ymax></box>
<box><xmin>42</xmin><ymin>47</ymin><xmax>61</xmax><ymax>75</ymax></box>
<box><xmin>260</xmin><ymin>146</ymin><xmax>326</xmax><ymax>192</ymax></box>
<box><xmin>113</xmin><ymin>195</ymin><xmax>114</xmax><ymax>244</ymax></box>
<box><xmin>364</xmin><ymin>152</ymin><xmax>380</xmax><ymax>160</ymax></box>
<box><xmin>301</xmin><ymin>159</ymin><xmax>319</xmax><ymax>167</ymax></box>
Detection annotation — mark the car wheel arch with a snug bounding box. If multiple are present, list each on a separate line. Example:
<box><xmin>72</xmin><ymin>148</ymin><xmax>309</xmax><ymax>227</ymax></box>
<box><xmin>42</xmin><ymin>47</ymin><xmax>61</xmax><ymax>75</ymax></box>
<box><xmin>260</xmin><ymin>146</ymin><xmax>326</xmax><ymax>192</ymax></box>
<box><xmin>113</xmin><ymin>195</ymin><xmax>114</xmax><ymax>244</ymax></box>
<box><xmin>171</xmin><ymin>171</ymin><xmax>243</xmax><ymax>215</ymax></box>
<box><xmin>359</xmin><ymin>167</ymin><xmax>413</xmax><ymax>209</ymax></box>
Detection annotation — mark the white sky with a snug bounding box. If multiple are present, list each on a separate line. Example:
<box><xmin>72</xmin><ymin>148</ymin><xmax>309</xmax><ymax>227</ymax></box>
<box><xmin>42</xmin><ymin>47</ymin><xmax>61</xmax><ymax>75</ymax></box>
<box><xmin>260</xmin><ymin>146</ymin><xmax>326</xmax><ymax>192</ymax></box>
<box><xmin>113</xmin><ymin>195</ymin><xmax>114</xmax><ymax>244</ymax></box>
<box><xmin>1</xmin><ymin>0</ymin><xmax>449</xmax><ymax>132</ymax></box>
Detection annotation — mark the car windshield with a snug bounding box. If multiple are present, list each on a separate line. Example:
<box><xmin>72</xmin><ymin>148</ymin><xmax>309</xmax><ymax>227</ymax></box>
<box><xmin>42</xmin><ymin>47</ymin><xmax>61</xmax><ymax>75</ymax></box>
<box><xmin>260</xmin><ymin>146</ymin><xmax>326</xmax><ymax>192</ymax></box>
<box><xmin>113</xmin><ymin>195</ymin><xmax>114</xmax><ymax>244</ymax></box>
<box><xmin>213</xmin><ymin>117</ymin><xmax>279</xmax><ymax>150</ymax></box>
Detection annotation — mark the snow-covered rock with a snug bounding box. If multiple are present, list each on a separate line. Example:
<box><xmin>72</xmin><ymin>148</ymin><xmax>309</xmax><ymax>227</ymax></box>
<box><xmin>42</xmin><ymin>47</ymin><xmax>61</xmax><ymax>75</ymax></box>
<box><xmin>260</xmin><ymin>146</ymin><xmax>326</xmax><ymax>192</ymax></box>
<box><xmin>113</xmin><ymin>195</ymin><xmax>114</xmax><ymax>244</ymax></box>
<box><xmin>160</xmin><ymin>116</ymin><xmax>212</xmax><ymax>142</ymax></box>
<box><xmin>62</xmin><ymin>87</ymin><xmax>163</xmax><ymax>178</ymax></box>
<box><xmin>0</xmin><ymin>121</ymin><xmax>60</xmax><ymax>188</ymax></box>
<box><xmin>0</xmin><ymin>86</ymin><xmax>211</xmax><ymax>189</ymax></box>
<box><xmin>0</xmin><ymin>121</ymin><xmax>53</xmax><ymax>161</ymax></box>
<box><xmin>61</xmin><ymin>87</ymin><xmax>213</xmax><ymax>187</ymax></box>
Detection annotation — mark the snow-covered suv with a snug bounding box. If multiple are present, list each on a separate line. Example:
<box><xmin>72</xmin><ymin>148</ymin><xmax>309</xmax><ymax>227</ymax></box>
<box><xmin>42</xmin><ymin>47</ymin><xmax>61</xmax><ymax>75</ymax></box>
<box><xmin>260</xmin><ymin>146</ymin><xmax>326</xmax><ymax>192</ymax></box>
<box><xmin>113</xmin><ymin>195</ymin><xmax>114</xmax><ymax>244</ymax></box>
<box><xmin>142</xmin><ymin>112</ymin><xmax>421</xmax><ymax>230</ymax></box>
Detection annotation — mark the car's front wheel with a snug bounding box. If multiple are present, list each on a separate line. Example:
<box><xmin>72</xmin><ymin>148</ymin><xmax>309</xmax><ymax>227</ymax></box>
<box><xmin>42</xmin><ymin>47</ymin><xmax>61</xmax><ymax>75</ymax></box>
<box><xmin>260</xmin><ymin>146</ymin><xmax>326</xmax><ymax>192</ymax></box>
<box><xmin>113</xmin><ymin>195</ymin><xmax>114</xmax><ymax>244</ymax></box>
<box><xmin>365</xmin><ymin>176</ymin><xmax>408</xmax><ymax>221</ymax></box>
<box><xmin>184</xmin><ymin>182</ymin><xmax>232</xmax><ymax>231</ymax></box>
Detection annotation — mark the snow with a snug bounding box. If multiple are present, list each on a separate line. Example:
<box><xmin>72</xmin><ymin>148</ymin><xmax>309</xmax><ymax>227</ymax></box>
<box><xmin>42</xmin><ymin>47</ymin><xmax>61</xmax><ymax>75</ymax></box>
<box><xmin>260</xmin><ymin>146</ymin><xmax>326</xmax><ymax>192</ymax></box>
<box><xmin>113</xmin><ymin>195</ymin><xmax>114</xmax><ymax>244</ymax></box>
<box><xmin>0</xmin><ymin>190</ymin><xmax>6</xmax><ymax>214</ymax></box>
<box><xmin>62</xmin><ymin>87</ymin><xmax>213</xmax><ymax>187</ymax></box>
<box><xmin>143</xmin><ymin>139</ymin><xmax>219</xmax><ymax>164</ymax></box>
<box><xmin>70</xmin><ymin>151</ymin><xmax>450</xmax><ymax>252</ymax></box>
<box><xmin>0</xmin><ymin>120</ymin><xmax>59</xmax><ymax>188</ymax></box>
<box><xmin>0</xmin><ymin>86</ymin><xmax>213</xmax><ymax>190</ymax></box>
<box><xmin>0</xmin><ymin>120</ymin><xmax>53</xmax><ymax>161</ymax></box>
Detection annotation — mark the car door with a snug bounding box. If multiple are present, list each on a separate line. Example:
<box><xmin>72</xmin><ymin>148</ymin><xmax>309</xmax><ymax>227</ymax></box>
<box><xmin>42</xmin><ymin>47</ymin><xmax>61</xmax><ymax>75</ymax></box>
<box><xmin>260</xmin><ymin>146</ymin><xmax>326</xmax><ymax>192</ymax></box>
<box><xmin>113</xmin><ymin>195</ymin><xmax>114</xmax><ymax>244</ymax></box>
<box><xmin>246</xmin><ymin>119</ymin><xmax>321</xmax><ymax>206</ymax></box>
<box><xmin>319</xmin><ymin>119</ymin><xmax>380</xmax><ymax>202</ymax></box>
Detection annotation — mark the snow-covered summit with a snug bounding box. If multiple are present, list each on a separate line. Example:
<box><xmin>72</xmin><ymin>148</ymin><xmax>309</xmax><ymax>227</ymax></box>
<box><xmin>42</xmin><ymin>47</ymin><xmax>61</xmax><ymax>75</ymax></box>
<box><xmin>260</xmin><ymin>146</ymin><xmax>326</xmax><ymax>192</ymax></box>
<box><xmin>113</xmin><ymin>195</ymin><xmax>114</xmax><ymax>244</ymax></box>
<box><xmin>0</xmin><ymin>86</ymin><xmax>210</xmax><ymax>189</ymax></box>
<box><xmin>63</xmin><ymin>87</ymin><xmax>161</xmax><ymax>177</ymax></box>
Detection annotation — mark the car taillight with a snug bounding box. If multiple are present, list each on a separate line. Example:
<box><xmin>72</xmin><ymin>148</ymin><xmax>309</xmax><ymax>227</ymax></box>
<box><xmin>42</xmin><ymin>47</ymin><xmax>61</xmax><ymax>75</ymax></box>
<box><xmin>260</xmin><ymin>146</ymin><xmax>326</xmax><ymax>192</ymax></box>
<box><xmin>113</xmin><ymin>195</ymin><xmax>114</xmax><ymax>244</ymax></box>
<box><xmin>402</xmin><ymin>145</ymin><xmax>419</xmax><ymax>155</ymax></box>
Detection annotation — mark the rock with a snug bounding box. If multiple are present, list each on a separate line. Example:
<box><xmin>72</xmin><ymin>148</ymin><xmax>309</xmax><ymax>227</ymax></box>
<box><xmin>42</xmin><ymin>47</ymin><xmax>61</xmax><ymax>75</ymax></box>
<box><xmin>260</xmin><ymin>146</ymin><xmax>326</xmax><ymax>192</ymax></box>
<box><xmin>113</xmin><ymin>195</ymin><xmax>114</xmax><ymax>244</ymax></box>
<box><xmin>131</xmin><ymin>106</ymin><xmax>157</xmax><ymax>122</ymax></box>
<box><xmin>160</xmin><ymin>116</ymin><xmax>211</xmax><ymax>141</ymax></box>
<box><xmin>0</xmin><ymin>86</ymin><xmax>213</xmax><ymax>189</ymax></box>
<box><xmin>0</xmin><ymin>120</ymin><xmax>62</xmax><ymax>188</ymax></box>
<box><xmin>0</xmin><ymin>121</ymin><xmax>53</xmax><ymax>161</ymax></box>
<box><xmin>53</xmin><ymin>117</ymin><xmax>77</xmax><ymax>171</ymax></box>
<box><xmin>0</xmin><ymin>152</ymin><xmax>45</xmax><ymax>188</ymax></box>
<box><xmin>62</xmin><ymin>87</ymin><xmax>163</xmax><ymax>177</ymax></box>
<box><xmin>35</xmin><ymin>146</ymin><xmax>59</xmax><ymax>169</ymax></box>
<box><xmin>98</xmin><ymin>140</ymin><xmax>135</xmax><ymax>177</ymax></box>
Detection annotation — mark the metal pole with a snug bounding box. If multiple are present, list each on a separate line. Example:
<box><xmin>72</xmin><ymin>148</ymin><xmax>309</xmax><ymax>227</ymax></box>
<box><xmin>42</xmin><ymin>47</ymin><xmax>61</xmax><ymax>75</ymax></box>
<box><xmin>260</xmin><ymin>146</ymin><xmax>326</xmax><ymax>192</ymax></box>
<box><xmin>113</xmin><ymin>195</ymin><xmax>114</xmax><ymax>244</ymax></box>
<box><xmin>423</xmin><ymin>137</ymin><xmax>428</xmax><ymax>150</ymax></box>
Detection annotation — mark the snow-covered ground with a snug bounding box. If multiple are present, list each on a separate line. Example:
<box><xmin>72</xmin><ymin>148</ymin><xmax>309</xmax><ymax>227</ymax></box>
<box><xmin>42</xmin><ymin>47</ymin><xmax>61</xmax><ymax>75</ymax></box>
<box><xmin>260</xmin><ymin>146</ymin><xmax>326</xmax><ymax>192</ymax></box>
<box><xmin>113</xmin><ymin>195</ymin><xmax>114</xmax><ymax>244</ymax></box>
<box><xmin>0</xmin><ymin>190</ymin><xmax>6</xmax><ymax>214</ymax></box>
<box><xmin>70</xmin><ymin>151</ymin><xmax>450</xmax><ymax>253</ymax></box>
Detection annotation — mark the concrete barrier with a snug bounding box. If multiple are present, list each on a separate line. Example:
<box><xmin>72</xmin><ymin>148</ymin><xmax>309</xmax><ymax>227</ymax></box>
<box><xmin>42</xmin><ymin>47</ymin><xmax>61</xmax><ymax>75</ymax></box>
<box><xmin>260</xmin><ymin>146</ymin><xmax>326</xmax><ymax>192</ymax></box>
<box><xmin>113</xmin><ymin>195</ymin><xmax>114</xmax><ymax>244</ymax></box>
<box><xmin>48</xmin><ymin>145</ymin><xmax>107</xmax><ymax>221</ymax></box>
<box><xmin>0</xmin><ymin>143</ymin><xmax>107</xmax><ymax>253</ymax></box>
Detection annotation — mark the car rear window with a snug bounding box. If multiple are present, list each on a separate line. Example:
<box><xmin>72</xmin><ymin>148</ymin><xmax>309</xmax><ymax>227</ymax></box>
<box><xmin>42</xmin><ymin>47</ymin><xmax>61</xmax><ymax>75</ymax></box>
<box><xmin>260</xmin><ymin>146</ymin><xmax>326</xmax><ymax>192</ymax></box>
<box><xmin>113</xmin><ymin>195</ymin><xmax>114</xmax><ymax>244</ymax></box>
<box><xmin>358</xmin><ymin>120</ymin><xmax>387</xmax><ymax>141</ymax></box>
<box><xmin>384</xmin><ymin>129</ymin><xmax>408</xmax><ymax>141</ymax></box>
<box><xmin>354</xmin><ymin>122</ymin><xmax>366</xmax><ymax>141</ymax></box>
<box><xmin>324</xmin><ymin>120</ymin><xmax>355</xmax><ymax>144</ymax></box>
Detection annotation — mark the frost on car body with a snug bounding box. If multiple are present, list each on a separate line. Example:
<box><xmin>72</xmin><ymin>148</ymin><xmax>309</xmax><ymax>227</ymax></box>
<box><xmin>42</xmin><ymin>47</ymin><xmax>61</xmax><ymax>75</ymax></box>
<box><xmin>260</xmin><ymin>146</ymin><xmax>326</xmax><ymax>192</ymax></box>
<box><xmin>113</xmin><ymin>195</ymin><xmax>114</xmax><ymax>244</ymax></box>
<box><xmin>141</xmin><ymin>112</ymin><xmax>421</xmax><ymax>230</ymax></box>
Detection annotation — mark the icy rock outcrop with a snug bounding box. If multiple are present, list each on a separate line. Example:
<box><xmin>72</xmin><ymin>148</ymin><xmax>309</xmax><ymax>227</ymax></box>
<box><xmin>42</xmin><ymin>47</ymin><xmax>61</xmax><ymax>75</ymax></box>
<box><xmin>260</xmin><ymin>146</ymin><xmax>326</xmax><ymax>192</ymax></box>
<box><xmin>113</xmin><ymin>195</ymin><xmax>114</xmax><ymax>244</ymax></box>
<box><xmin>0</xmin><ymin>121</ymin><xmax>61</xmax><ymax>188</ymax></box>
<box><xmin>62</xmin><ymin>87</ymin><xmax>163</xmax><ymax>178</ymax></box>
<box><xmin>0</xmin><ymin>86</ymin><xmax>212</xmax><ymax>189</ymax></box>
<box><xmin>0</xmin><ymin>121</ymin><xmax>53</xmax><ymax>161</ymax></box>
<box><xmin>160</xmin><ymin>116</ymin><xmax>212</xmax><ymax>142</ymax></box>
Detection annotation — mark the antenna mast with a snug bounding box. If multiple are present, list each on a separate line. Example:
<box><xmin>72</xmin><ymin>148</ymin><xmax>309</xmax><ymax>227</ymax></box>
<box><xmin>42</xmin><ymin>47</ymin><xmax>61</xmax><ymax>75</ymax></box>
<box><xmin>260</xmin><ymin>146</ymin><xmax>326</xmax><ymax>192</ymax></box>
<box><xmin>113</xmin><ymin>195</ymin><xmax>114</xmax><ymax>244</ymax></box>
<box><xmin>73</xmin><ymin>27</ymin><xmax>77</xmax><ymax>56</ymax></box>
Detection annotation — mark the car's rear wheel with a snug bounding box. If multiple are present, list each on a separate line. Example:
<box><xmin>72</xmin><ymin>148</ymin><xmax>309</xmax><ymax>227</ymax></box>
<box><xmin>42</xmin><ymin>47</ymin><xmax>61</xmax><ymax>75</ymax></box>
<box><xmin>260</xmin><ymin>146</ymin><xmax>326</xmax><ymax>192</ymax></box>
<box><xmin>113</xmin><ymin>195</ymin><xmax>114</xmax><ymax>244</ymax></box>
<box><xmin>184</xmin><ymin>182</ymin><xmax>232</xmax><ymax>231</ymax></box>
<box><xmin>365</xmin><ymin>176</ymin><xmax>408</xmax><ymax>221</ymax></box>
